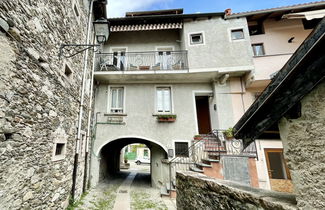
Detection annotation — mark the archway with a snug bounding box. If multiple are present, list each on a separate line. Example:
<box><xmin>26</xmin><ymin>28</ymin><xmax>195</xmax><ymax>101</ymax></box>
<box><xmin>98</xmin><ymin>137</ymin><xmax>168</xmax><ymax>188</ymax></box>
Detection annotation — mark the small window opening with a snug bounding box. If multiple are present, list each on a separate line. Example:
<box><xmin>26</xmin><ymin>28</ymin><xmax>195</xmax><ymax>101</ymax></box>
<box><xmin>231</xmin><ymin>29</ymin><xmax>244</xmax><ymax>40</ymax></box>
<box><xmin>4</xmin><ymin>133</ymin><xmax>13</xmax><ymax>140</ymax></box>
<box><xmin>74</xmin><ymin>4</ymin><xmax>79</xmax><ymax>17</ymax></box>
<box><xmin>55</xmin><ymin>143</ymin><xmax>65</xmax><ymax>156</ymax></box>
<box><xmin>64</xmin><ymin>64</ymin><xmax>72</xmax><ymax>78</ymax></box>
<box><xmin>175</xmin><ymin>142</ymin><xmax>189</xmax><ymax>157</ymax></box>
<box><xmin>252</xmin><ymin>43</ymin><xmax>265</xmax><ymax>56</ymax></box>
<box><xmin>190</xmin><ymin>33</ymin><xmax>203</xmax><ymax>45</ymax></box>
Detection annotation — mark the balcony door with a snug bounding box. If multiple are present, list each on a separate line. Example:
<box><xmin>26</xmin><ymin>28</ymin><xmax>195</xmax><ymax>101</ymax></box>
<box><xmin>112</xmin><ymin>48</ymin><xmax>127</xmax><ymax>70</ymax></box>
<box><xmin>156</xmin><ymin>47</ymin><xmax>173</xmax><ymax>70</ymax></box>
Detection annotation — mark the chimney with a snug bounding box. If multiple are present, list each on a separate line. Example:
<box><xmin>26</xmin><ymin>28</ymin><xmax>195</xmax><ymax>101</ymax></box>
<box><xmin>225</xmin><ymin>8</ymin><xmax>232</xmax><ymax>16</ymax></box>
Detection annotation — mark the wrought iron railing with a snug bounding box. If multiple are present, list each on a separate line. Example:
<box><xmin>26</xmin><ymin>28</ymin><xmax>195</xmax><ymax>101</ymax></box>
<box><xmin>95</xmin><ymin>51</ymin><xmax>189</xmax><ymax>72</ymax></box>
<box><xmin>166</xmin><ymin>130</ymin><xmax>258</xmax><ymax>193</ymax></box>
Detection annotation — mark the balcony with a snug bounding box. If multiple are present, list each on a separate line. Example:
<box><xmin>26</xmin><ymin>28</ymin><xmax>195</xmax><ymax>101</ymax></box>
<box><xmin>96</xmin><ymin>51</ymin><xmax>189</xmax><ymax>72</ymax></box>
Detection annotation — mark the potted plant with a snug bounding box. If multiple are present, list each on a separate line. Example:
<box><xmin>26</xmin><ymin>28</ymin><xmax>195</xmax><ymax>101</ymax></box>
<box><xmin>223</xmin><ymin>128</ymin><xmax>234</xmax><ymax>139</ymax></box>
<box><xmin>157</xmin><ymin>114</ymin><xmax>177</xmax><ymax>122</ymax></box>
<box><xmin>194</xmin><ymin>135</ymin><xmax>203</xmax><ymax>140</ymax></box>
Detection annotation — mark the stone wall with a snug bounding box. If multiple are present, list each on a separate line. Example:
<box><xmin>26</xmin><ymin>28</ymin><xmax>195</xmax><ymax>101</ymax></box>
<box><xmin>0</xmin><ymin>0</ymin><xmax>93</xmax><ymax>209</ymax></box>
<box><xmin>177</xmin><ymin>172</ymin><xmax>297</xmax><ymax>210</ymax></box>
<box><xmin>279</xmin><ymin>79</ymin><xmax>325</xmax><ymax>209</ymax></box>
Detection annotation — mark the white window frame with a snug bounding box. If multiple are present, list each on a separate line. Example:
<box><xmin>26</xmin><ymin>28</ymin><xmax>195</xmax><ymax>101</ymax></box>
<box><xmin>108</xmin><ymin>86</ymin><xmax>126</xmax><ymax>114</ymax></box>
<box><xmin>252</xmin><ymin>43</ymin><xmax>265</xmax><ymax>57</ymax></box>
<box><xmin>228</xmin><ymin>27</ymin><xmax>246</xmax><ymax>42</ymax></box>
<box><xmin>188</xmin><ymin>31</ymin><xmax>205</xmax><ymax>46</ymax></box>
<box><xmin>155</xmin><ymin>85</ymin><xmax>174</xmax><ymax>114</ymax></box>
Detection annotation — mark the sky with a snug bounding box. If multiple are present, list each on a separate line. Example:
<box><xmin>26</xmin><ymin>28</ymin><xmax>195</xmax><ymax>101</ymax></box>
<box><xmin>107</xmin><ymin>0</ymin><xmax>322</xmax><ymax>17</ymax></box>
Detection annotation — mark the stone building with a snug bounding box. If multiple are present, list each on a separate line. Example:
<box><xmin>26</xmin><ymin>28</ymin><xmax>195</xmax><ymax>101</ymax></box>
<box><xmin>0</xmin><ymin>0</ymin><xmax>106</xmax><ymax>209</ymax></box>
<box><xmin>234</xmin><ymin>18</ymin><xmax>325</xmax><ymax>209</ymax></box>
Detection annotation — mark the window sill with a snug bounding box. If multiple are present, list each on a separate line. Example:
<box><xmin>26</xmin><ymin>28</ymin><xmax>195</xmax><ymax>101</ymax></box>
<box><xmin>52</xmin><ymin>155</ymin><xmax>65</xmax><ymax>162</ymax></box>
<box><xmin>104</xmin><ymin>113</ymin><xmax>127</xmax><ymax>116</ymax></box>
<box><xmin>152</xmin><ymin>113</ymin><xmax>176</xmax><ymax>116</ymax></box>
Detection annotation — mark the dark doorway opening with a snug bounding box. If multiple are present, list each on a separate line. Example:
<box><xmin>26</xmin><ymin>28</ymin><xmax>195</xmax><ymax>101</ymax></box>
<box><xmin>195</xmin><ymin>96</ymin><xmax>212</xmax><ymax>134</ymax></box>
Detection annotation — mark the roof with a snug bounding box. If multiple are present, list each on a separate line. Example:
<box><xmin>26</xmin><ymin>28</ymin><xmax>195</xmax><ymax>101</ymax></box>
<box><xmin>126</xmin><ymin>9</ymin><xmax>183</xmax><ymax>17</ymax></box>
<box><xmin>226</xmin><ymin>1</ymin><xmax>325</xmax><ymax>21</ymax></box>
<box><xmin>107</xmin><ymin>12</ymin><xmax>225</xmax><ymax>26</ymax></box>
<box><xmin>233</xmin><ymin>17</ymin><xmax>325</xmax><ymax>146</ymax></box>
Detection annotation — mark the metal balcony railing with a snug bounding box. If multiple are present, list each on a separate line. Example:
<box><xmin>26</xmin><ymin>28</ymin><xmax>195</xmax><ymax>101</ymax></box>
<box><xmin>95</xmin><ymin>51</ymin><xmax>189</xmax><ymax>72</ymax></box>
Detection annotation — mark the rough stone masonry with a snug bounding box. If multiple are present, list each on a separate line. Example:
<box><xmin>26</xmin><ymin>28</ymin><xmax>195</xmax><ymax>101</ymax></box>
<box><xmin>0</xmin><ymin>0</ymin><xmax>92</xmax><ymax>209</ymax></box>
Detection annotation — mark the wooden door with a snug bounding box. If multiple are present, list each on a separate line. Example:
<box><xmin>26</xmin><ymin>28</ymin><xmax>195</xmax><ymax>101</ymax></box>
<box><xmin>264</xmin><ymin>148</ymin><xmax>293</xmax><ymax>193</ymax></box>
<box><xmin>195</xmin><ymin>96</ymin><xmax>211</xmax><ymax>134</ymax></box>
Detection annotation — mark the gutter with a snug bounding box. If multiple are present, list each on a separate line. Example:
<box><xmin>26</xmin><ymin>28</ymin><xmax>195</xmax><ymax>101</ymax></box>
<box><xmin>71</xmin><ymin>0</ymin><xmax>94</xmax><ymax>201</ymax></box>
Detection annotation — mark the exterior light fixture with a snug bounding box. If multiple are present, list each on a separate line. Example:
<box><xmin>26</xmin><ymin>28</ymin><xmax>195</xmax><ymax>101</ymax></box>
<box><xmin>59</xmin><ymin>18</ymin><xmax>110</xmax><ymax>59</ymax></box>
<box><xmin>93</xmin><ymin>18</ymin><xmax>110</xmax><ymax>44</ymax></box>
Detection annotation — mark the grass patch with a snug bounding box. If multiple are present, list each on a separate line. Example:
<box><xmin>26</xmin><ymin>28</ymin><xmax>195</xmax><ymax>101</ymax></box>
<box><xmin>67</xmin><ymin>192</ymin><xmax>89</xmax><ymax>210</ymax></box>
<box><xmin>131</xmin><ymin>191</ymin><xmax>167</xmax><ymax>210</ymax></box>
<box><xmin>88</xmin><ymin>186</ymin><xmax>119</xmax><ymax>210</ymax></box>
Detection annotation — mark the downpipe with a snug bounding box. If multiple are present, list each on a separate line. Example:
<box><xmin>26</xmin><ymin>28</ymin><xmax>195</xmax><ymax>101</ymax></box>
<box><xmin>71</xmin><ymin>0</ymin><xmax>94</xmax><ymax>201</ymax></box>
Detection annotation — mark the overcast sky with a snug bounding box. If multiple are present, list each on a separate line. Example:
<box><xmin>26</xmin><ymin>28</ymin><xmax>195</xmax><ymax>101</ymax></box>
<box><xmin>107</xmin><ymin>0</ymin><xmax>321</xmax><ymax>17</ymax></box>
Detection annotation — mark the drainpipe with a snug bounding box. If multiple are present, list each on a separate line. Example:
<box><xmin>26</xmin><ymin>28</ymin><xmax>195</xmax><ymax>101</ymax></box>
<box><xmin>72</xmin><ymin>0</ymin><xmax>94</xmax><ymax>201</ymax></box>
<box><xmin>83</xmin><ymin>40</ymin><xmax>97</xmax><ymax>192</ymax></box>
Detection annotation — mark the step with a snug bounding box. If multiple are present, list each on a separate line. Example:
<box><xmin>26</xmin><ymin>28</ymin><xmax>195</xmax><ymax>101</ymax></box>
<box><xmin>189</xmin><ymin>166</ymin><xmax>203</xmax><ymax>173</ymax></box>
<box><xmin>160</xmin><ymin>186</ymin><xmax>169</xmax><ymax>197</ymax></box>
<box><xmin>196</xmin><ymin>162</ymin><xmax>212</xmax><ymax>169</ymax></box>
<box><xmin>166</xmin><ymin>182</ymin><xmax>176</xmax><ymax>191</ymax></box>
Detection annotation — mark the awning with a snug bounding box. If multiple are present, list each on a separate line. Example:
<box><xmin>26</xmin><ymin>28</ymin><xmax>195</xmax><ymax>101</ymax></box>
<box><xmin>282</xmin><ymin>9</ymin><xmax>325</xmax><ymax>20</ymax></box>
<box><xmin>110</xmin><ymin>22</ymin><xmax>183</xmax><ymax>32</ymax></box>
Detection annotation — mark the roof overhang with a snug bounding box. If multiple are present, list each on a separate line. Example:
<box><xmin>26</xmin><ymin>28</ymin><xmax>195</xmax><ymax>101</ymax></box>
<box><xmin>110</xmin><ymin>22</ymin><xmax>183</xmax><ymax>32</ymax></box>
<box><xmin>233</xmin><ymin>18</ymin><xmax>325</xmax><ymax>147</ymax></box>
<box><xmin>225</xmin><ymin>2</ymin><xmax>325</xmax><ymax>21</ymax></box>
<box><xmin>282</xmin><ymin>9</ymin><xmax>325</xmax><ymax>20</ymax></box>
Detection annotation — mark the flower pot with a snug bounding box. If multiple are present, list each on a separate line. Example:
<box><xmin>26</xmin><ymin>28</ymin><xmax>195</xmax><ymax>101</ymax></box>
<box><xmin>157</xmin><ymin>117</ymin><xmax>176</xmax><ymax>122</ymax></box>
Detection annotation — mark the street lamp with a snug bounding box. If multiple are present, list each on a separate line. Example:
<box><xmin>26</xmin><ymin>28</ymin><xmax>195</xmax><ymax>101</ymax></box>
<box><xmin>59</xmin><ymin>19</ymin><xmax>110</xmax><ymax>58</ymax></box>
<box><xmin>93</xmin><ymin>18</ymin><xmax>110</xmax><ymax>44</ymax></box>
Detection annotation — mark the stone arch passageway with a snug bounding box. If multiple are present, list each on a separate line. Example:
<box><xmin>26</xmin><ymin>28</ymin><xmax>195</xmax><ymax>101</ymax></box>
<box><xmin>98</xmin><ymin>137</ymin><xmax>168</xmax><ymax>188</ymax></box>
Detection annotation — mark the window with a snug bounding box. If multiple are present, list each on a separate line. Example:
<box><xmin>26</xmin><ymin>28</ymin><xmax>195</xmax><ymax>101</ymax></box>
<box><xmin>55</xmin><ymin>143</ymin><xmax>65</xmax><ymax>156</ymax></box>
<box><xmin>74</xmin><ymin>4</ymin><xmax>79</xmax><ymax>17</ymax></box>
<box><xmin>110</xmin><ymin>87</ymin><xmax>124</xmax><ymax>113</ymax></box>
<box><xmin>175</xmin><ymin>142</ymin><xmax>189</xmax><ymax>157</ymax></box>
<box><xmin>156</xmin><ymin>87</ymin><xmax>171</xmax><ymax>113</ymax></box>
<box><xmin>190</xmin><ymin>33</ymin><xmax>204</xmax><ymax>45</ymax></box>
<box><xmin>64</xmin><ymin>64</ymin><xmax>72</xmax><ymax>78</ymax></box>
<box><xmin>231</xmin><ymin>29</ymin><xmax>244</xmax><ymax>40</ymax></box>
<box><xmin>265</xmin><ymin>149</ymin><xmax>291</xmax><ymax>180</ymax></box>
<box><xmin>252</xmin><ymin>43</ymin><xmax>265</xmax><ymax>56</ymax></box>
<box><xmin>248</xmin><ymin>23</ymin><xmax>264</xmax><ymax>35</ymax></box>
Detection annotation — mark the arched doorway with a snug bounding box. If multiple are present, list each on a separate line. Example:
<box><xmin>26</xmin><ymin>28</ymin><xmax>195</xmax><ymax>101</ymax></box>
<box><xmin>97</xmin><ymin>137</ymin><xmax>168</xmax><ymax>188</ymax></box>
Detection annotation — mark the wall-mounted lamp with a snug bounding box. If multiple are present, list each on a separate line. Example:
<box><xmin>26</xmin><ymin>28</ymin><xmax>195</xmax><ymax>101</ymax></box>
<box><xmin>59</xmin><ymin>18</ymin><xmax>110</xmax><ymax>58</ymax></box>
<box><xmin>93</xmin><ymin>18</ymin><xmax>110</xmax><ymax>44</ymax></box>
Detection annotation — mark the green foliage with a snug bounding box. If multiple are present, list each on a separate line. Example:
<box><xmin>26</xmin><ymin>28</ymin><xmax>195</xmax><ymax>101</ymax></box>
<box><xmin>66</xmin><ymin>192</ymin><xmax>89</xmax><ymax>210</ymax></box>
<box><xmin>131</xmin><ymin>191</ymin><xmax>167</xmax><ymax>210</ymax></box>
<box><xmin>223</xmin><ymin>127</ymin><xmax>234</xmax><ymax>138</ymax></box>
<box><xmin>156</xmin><ymin>114</ymin><xmax>177</xmax><ymax>119</ymax></box>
